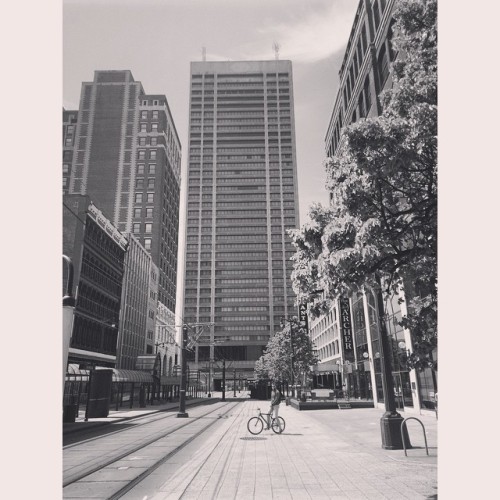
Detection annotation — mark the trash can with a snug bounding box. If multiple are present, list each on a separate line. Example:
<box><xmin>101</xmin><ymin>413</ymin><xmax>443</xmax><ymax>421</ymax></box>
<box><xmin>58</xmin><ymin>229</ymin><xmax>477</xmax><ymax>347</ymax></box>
<box><xmin>285</xmin><ymin>396</ymin><xmax>290</xmax><ymax>406</ymax></box>
<box><xmin>139</xmin><ymin>386</ymin><xmax>146</xmax><ymax>408</ymax></box>
<box><xmin>63</xmin><ymin>404</ymin><xmax>77</xmax><ymax>423</ymax></box>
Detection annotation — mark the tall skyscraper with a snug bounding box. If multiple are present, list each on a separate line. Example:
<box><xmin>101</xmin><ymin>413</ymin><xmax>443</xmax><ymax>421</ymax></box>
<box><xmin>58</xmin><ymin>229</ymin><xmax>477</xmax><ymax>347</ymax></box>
<box><xmin>66</xmin><ymin>70</ymin><xmax>181</xmax><ymax>314</ymax></box>
<box><xmin>183</xmin><ymin>60</ymin><xmax>300</xmax><ymax>383</ymax></box>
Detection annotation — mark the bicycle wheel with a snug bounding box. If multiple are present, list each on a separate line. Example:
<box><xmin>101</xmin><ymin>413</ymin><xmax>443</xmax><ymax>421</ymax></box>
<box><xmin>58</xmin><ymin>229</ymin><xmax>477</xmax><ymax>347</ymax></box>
<box><xmin>271</xmin><ymin>416</ymin><xmax>285</xmax><ymax>434</ymax></box>
<box><xmin>247</xmin><ymin>417</ymin><xmax>264</xmax><ymax>435</ymax></box>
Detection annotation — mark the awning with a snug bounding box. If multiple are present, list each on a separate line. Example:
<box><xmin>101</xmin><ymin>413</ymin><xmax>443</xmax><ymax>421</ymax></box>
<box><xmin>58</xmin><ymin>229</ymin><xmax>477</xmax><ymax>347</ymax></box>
<box><xmin>97</xmin><ymin>367</ymin><xmax>154</xmax><ymax>384</ymax></box>
<box><xmin>135</xmin><ymin>355</ymin><xmax>159</xmax><ymax>372</ymax></box>
<box><xmin>66</xmin><ymin>364</ymin><xmax>154</xmax><ymax>384</ymax></box>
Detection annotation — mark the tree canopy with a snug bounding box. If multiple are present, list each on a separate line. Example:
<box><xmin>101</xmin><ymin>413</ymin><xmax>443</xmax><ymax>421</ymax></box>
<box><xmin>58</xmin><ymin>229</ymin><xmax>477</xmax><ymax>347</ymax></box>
<box><xmin>254</xmin><ymin>319</ymin><xmax>319</xmax><ymax>386</ymax></box>
<box><xmin>289</xmin><ymin>0</ymin><xmax>437</xmax><ymax>370</ymax></box>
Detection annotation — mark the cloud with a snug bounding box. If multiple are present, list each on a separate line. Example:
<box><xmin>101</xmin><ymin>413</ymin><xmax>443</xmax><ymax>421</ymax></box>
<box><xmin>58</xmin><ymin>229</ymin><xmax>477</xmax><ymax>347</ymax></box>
<box><xmin>241</xmin><ymin>0</ymin><xmax>359</xmax><ymax>63</ymax></box>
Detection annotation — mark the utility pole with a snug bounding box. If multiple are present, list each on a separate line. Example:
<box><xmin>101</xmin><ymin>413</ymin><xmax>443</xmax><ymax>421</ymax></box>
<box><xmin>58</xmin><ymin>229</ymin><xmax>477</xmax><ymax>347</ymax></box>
<box><xmin>177</xmin><ymin>324</ymin><xmax>189</xmax><ymax>418</ymax></box>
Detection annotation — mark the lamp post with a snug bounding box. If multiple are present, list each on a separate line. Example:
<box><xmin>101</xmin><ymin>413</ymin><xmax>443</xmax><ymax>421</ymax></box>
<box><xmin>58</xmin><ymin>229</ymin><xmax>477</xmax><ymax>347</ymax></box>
<box><xmin>176</xmin><ymin>324</ymin><xmax>189</xmax><ymax>418</ymax></box>
<box><xmin>374</xmin><ymin>277</ymin><xmax>410</xmax><ymax>450</ymax></box>
<box><xmin>62</xmin><ymin>255</ymin><xmax>75</xmax><ymax>396</ymax></box>
<box><xmin>280</xmin><ymin>316</ymin><xmax>297</xmax><ymax>397</ymax></box>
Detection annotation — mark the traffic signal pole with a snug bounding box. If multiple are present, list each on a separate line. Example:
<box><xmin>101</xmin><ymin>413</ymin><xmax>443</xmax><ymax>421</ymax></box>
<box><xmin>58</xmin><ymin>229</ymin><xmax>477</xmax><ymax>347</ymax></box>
<box><xmin>177</xmin><ymin>324</ymin><xmax>189</xmax><ymax>418</ymax></box>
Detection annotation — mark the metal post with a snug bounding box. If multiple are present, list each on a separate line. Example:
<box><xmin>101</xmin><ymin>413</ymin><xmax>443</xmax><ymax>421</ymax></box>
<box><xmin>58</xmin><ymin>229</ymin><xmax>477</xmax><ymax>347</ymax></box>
<box><xmin>222</xmin><ymin>359</ymin><xmax>226</xmax><ymax>401</ymax></box>
<box><xmin>233</xmin><ymin>370</ymin><xmax>236</xmax><ymax>397</ymax></box>
<box><xmin>375</xmin><ymin>276</ymin><xmax>410</xmax><ymax>449</ymax></box>
<box><xmin>177</xmin><ymin>325</ymin><xmax>189</xmax><ymax>418</ymax></box>
<box><xmin>62</xmin><ymin>255</ymin><xmax>75</xmax><ymax>396</ymax></box>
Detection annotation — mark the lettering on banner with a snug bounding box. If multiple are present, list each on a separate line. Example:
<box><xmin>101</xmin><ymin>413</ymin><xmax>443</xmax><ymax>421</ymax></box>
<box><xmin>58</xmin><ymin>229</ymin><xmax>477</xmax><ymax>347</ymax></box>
<box><xmin>298</xmin><ymin>302</ymin><xmax>309</xmax><ymax>331</ymax></box>
<box><xmin>340</xmin><ymin>297</ymin><xmax>355</xmax><ymax>362</ymax></box>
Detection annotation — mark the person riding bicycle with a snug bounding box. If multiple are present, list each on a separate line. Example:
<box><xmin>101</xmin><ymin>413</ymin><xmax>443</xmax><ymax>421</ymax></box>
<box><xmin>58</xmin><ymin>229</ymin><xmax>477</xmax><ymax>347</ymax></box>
<box><xmin>267</xmin><ymin>383</ymin><xmax>282</xmax><ymax>429</ymax></box>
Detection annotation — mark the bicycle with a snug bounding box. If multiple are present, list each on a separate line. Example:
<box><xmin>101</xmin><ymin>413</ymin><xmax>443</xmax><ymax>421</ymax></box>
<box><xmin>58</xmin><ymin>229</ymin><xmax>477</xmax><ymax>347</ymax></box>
<box><xmin>247</xmin><ymin>407</ymin><xmax>286</xmax><ymax>435</ymax></box>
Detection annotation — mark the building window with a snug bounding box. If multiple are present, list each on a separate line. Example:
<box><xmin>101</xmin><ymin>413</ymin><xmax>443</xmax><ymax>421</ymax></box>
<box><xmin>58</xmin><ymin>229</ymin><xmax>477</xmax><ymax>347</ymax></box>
<box><xmin>145</xmin><ymin>223</ymin><xmax>153</xmax><ymax>233</ymax></box>
<box><xmin>134</xmin><ymin>208</ymin><xmax>142</xmax><ymax>218</ymax></box>
<box><xmin>152</xmin><ymin>111</ymin><xmax>159</xmax><ymax>120</ymax></box>
<box><xmin>63</xmin><ymin>164</ymin><xmax>69</xmax><ymax>174</ymax></box>
<box><xmin>364</xmin><ymin>76</ymin><xmax>371</xmax><ymax>113</ymax></box>
<box><xmin>373</xmin><ymin>0</ymin><xmax>381</xmax><ymax>30</ymax></box>
<box><xmin>138</xmin><ymin>150</ymin><xmax>146</xmax><ymax>160</ymax></box>
<box><xmin>137</xmin><ymin>164</ymin><xmax>145</xmax><ymax>174</ymax></box>
<box><xmin>150</xmin><ymin>137</ymin><xmax>158</xmax><ymax>146</ymax></box>
<box><xmin>378</xmin><ymin>44</ymin><xmax>390</xmax><ymax>87</ymax></box>
<box><xmin>136</xmin><ymin>178</ymin><xmax>144</xmax><ymax>189</ymax></box>
<box><xmin>141</xmin><ymin>110</ymin><xmax>148</xmax><ymax>119</ymax></box>
<box><xmin>65</xmin><ymin>138</ymin><xmax>73</xmax><ymax>146</ymax></box>
<box><xmin>135</xmin><ymin>193</ymin><xmax>143</xmax><ymax>203</ymax></box>
<box><xmin>146</xmin><ymin>207</ymin><xmax>153</xmax><ymax>218</ymax></box>
<box><xmin>150</xmin><ymin>150</ymin><xmax>157</xmax><ymax>160</ymax></box>
<box><xmin>151</xmin><ymin>123</ymin><xmax>158</xmax><ymax>132</ymax></box>
<box><xmin>153</xmin><ymin>100</ymin><xmax>159</xmax><ymax>105</ymax></box>
<box><xmin>144</xmin><ymin>238</ymin><xmax>152</xmax><ymax>250</ymax></box>
<box><xmin>147</xmin><ymin>193</ymin><xmax>154</xmax><ymax>203</ymax></box>
<box><xmin>142</xmin><ymin>100</ymin><xmax>148</xmax><ymax>106</ymax></box>
<box><xmin>148</xmin><ymin>178</ymin><xmax>155</xmax><ymax>189</ymax></box>
<box><xmin>140</xmin><ymin>123</ymin><xmax>147</xmax><ymax>132</ymax></box>
<box><xmin>139</xmin><ymin>137</ymin><xmax>146</xmax><ymax>146</ymax></box>
<box><xmin>62</xmin><ymin>177</ymin><xmax>68</xmax><ymax>187</ymax></box>
<box><xmin>148</xmin><ymin>164</ymin><xmax>156</xmax><ymax>174</ymax></box>
<box><xmin>133</xmin><ymin>223</ymin><xmax>141</xmax><ymax>233</ymax></box>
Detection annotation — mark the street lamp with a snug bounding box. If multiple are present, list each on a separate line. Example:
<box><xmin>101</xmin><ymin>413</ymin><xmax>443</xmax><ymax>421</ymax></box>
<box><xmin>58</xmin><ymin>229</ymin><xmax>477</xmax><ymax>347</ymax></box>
<box><xmin>176</xmin><ymin>324</ymin><xmax>189</xmax><ymax>418</ymax></box>
<box><xmin>280</xmin><ymin>316</ymin><xmax>297</xmax><ymax>397</ymax></box>
<box><xmin>62</xmin><ymin>255</ymin><xmax>76</xmax><ymax>395</ymax></box>
<box><xmin>374</xmin><ymin>277</ymin><xmax>411</xmax><ymax>450</ymax></box>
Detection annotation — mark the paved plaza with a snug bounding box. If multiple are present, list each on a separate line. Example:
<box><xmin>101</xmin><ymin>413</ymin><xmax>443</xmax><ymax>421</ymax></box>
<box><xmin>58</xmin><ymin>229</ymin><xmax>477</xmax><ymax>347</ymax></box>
<box><xmin>65</xmin><ymin>396</ymin><xmax>438</xmax><ymax>499</ymax></box>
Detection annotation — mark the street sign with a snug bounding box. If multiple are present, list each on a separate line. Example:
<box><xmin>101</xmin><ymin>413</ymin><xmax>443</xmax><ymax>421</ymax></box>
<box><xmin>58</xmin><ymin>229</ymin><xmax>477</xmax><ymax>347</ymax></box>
<box><xmin>298</xmin><ymin>302</ymin><xmax>308</xmax><ymax>330</ymax></box>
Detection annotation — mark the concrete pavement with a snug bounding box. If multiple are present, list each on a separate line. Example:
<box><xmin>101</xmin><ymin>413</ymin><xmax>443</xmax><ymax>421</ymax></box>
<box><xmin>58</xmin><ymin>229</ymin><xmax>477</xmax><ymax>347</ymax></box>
<box><xmin>63</xmin><ymin>394</ymin><xmax>437</xmax><ymax>499</ymax></box>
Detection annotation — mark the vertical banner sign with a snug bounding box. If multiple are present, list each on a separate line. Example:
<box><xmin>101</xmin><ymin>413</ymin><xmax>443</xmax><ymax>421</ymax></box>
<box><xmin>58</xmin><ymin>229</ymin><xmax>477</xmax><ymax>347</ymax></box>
<box><xmin>339</xmin><ymin>297</ymin><xmax>355</xmax><ymax>362</ymax></box>
<box><xmin>298</xmin><ymin>302</ymin><xmax>309</xmax><ymax>331</ymax></box>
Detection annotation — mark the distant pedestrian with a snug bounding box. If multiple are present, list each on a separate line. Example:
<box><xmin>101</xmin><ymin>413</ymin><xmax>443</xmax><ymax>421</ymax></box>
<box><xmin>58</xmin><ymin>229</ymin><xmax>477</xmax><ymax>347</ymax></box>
<box><xmin>268</xmin><ymin>383</ymin><xmax>282</xmax><ymax>429</ymax></box>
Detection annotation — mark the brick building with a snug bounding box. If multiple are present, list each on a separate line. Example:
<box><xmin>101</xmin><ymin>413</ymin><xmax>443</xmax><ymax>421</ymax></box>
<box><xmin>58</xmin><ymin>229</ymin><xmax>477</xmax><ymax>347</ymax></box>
<box><xmin>64</xmin><ymin>70</ymin><xmax>181</xmax><ymax>318</ymax></box>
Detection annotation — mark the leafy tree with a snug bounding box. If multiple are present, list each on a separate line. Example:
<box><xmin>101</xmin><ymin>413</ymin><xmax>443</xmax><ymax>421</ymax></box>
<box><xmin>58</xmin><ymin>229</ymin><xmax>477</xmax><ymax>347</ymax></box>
<box><xmin>289</xmin><ymin>0</ymin><xmax>437</xmax><ymax>371</ymax></box>
<box><xmin>254</xmin><ymin>319</ymin><xmax>319</xmax><ymax>389</ymax></box>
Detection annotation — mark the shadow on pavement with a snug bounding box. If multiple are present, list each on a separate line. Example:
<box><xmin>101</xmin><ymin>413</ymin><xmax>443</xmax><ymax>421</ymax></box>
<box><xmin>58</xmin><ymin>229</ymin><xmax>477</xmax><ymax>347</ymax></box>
<box><xmin>240</xmin><ymin>437</ymin><xmax>267</xmax><ymax>441</ymax></box>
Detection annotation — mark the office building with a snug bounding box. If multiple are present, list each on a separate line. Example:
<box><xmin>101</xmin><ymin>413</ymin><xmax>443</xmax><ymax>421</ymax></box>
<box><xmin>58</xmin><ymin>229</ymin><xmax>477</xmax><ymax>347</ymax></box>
<box><xmin>63</xmin><ymin>195</ymin><xmax>127</xmax><ymax>368</ymax></box>
<box><xmin>116</xmin><ymin>233</ymin><xmax>159</xmax><ymax>370</ymax></box>
<box><xmin>66</xmin><ymin>70</ymin><xmax>181</xmax><ymax>316</ymax></box>
<box><xmin>183</xmin><ymin>60</ymin><xmax>300</xmax><ymax>384</ymax></box>
<box><xmin>313</xmin><ymin>0</ymin><xmax>437</xmax><ymax>413</ymax></box>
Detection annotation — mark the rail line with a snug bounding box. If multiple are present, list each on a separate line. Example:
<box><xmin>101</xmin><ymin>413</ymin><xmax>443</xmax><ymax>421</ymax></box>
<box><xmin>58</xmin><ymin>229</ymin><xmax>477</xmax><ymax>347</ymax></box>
<box><xmin>64</xmin><ymin>405</ymin><xmax>197</xmax><ymax>449</ymax></box>
<box><xmin>177</xmin><ymin>403</ymin><xmax>250</xmax><ymax>499</ymax></box>
<box><xmin>63</xmin><ymin>401</ymin><xmax>237</xmax><ymax>489</ymax></box>
<box><xmin>113</xmin><ymin>403</ymin><xmax>248</xmax><ymax>500</ymax></box>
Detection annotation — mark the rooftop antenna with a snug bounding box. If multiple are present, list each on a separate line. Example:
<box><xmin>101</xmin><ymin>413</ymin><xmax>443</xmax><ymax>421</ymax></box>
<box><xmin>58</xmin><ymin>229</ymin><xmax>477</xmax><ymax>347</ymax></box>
<box><xmin>273</xmin><ymin>41</ymin><xmax>280</xmax><ymax>60</ymax></box>
<box><xmin>202</xmin><ymin>46</ymin><xmax>206</xmax><ymax>62</ymax></box>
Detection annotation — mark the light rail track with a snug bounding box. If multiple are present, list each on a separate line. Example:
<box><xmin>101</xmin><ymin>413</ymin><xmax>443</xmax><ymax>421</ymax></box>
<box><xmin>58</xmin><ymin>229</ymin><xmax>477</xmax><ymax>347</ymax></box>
<box><xmin>110</xmin><ymin>402</ymin><xmax>248</xmax><ymax>500</ymax></box>
<box><xmin>63</xmin><ymin>401</ymin><xmax>237</xmax><ymax>490</ymax></box>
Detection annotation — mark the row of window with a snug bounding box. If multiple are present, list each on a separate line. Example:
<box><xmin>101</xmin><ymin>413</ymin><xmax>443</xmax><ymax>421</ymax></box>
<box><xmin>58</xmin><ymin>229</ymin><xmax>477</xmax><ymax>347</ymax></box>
<box><xmin>135</xmin><ymin>193</ymin><xmax>154</xmax><ymax>203</ymax></box>
<box><xmin>141</xmin><ymin>110</ymin><xmax>159</xmax><ymax>120</ymax></box>
<box><xmin>138</xmin><ymin>136</ymin><xmax>158</xmax><ymax>146</ymax></box>
<box><xmin>133</xmin><ymin>222</ymin><xmax>153</xmax><ymax>233</ymax></box>
<box><xmin>138</xmin><ymin>149</ymin><xmax>157</xmax><ymax>160</ymax></box>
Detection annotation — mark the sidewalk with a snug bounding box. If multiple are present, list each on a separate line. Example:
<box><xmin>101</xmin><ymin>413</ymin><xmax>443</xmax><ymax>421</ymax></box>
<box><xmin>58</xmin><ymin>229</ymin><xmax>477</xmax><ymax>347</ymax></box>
<box><xmin>140</xmin><ymin>401</ymin><xmax>437</xmax><ymax>500</ymax></box>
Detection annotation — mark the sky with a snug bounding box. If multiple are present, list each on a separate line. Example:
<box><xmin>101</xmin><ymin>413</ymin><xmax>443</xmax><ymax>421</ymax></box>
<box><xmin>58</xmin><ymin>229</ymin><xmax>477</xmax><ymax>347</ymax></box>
<box><xmin>63</xmin><ymin>0</ymin><xmax>360</xmax><ymax>225</ymax></box>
